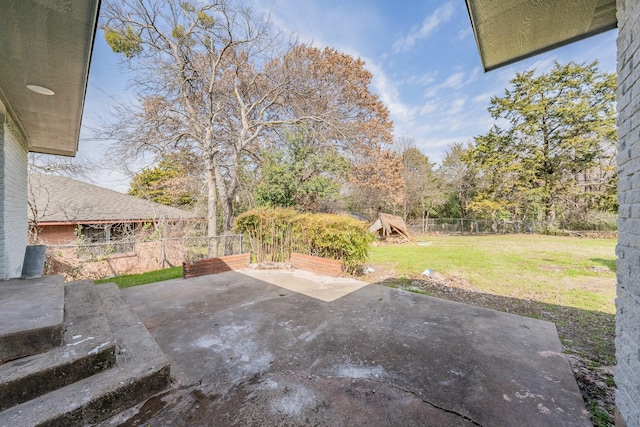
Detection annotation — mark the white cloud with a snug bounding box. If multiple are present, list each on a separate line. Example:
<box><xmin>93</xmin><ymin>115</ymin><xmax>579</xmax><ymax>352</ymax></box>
<box><xmin>366</xmin><ymin>60</ymin><xmax>418</xmax><ymax>121</ymax></box>
<box><xmin>419</xmin><ymin>102</ymin><xmax>437</xmax><ymax>115</ymax></box>
<box><xmin>449</xmin><ymin>97</ymin><xmax>467</xmax><ymax>115</ymax></box>
<box><xmin>441</xmin><ymin>72</ymin><xmax>466</xmax><ymax>89</ymax></box>
<box><xmin>422</xmin><ymin>70</ymin><xmax>468</xmax><ymax>99</ymax></box>
<box><xmin>455</xmin><ymin>26</ymin><xmax>473</xmax><ymax>41</ymax></box>
<box><xmin>472</xmin><ymin>92</ymin><xmax>495</xmax><ymax>104</ymax></box>
<box><xmin>393</xmin><ymin>2</ymin><xmax>454</xmax><ymax>53</ymax></box>
<box><xmin>402</xmin><ymin>72</ymin><xmax>437</xmax><ymax>86</ymax></box>
<box><xmin>414</xmin><ymin>136</ymin><xmax>472</xmax><ymax>164</ymax></box>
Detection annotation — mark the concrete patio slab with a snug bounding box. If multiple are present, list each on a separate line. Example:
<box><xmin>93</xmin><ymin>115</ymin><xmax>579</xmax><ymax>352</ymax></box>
<box><xmin>114</xmin><ymin>271</ymin><xmax>590</xmax><ymax>426</ymax></box>
<box><xmin>239</xmin><ymin>267</ymin><xmax>369</xmax><ymax>302</ymax></box>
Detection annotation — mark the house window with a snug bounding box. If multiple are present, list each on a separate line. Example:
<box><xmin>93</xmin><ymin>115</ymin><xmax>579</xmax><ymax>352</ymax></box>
<box><xmin>77</xmin><ymin>223</ymin><xmax>135</xmax><ymax>258</ymax></box>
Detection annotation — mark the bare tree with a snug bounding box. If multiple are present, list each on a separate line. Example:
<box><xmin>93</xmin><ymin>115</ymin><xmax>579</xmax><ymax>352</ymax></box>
<box><xmin>100</xmin><ymin>1</ymin><xmax>397</xmax><ymax>252</ymax></box>
<box><xmin>101</xmin><ymin>0</ymin><xmax>282</xmax><ymax>251</ymax></box>
<box><xmin>438</xmin><ymin>142</ymin><xmax>476</xmax><ymax>219</ymax></box>
<box><xmin>397</xmin><ymin>139</ymin><xmax>443</xmax><ymax>229</ymax></box>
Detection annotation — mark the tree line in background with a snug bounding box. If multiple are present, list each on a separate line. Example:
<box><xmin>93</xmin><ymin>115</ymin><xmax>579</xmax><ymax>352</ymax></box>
<box><xmin>399</xmin><ymin>61</ymin><xmax>617</xmax><ymax>231</ymax></box>
<box><xmin>103</xmin><ymin>1</ymin><xmax>616</xmax><ymax>234</ymax></box>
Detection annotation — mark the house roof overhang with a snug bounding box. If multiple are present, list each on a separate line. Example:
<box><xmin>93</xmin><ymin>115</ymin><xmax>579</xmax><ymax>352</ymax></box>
<box><xmin>0</xmin><ymin>0</ymin><xmax>101</xmax><ymax>157</ymax></box>
<box><xmin>465</xmin><ymin>0</ymin><xmax>617</xmax><ymax>72</ymax></box>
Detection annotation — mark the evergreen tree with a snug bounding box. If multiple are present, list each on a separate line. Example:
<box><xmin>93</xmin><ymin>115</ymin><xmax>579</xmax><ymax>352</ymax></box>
<box><xmin>469</xmin><ymin>61</ymin><xmax>616</xmax><ymax>225</ymax></box>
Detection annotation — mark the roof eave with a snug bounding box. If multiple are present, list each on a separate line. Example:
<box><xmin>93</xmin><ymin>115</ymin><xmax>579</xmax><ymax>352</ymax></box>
<box><xmin>0</xmin><ymin>0</ymin><xmax>101</xmax><ymax>157</ymax></box>
<box><xmin>465</xmin><ymin>0</ymin><xmax>617</xmax><ymax>72</ymax></box>
<box><xmin>482</xmin><ymin>25</ymin><xmax>617</xmax><ymax>72</ymax></box>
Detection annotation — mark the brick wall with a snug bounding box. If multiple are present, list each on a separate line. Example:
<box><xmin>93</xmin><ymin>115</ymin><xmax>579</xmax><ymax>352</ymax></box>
<box><xmin>616</xmin><ymin>1</ymin><xmax>640</xmax><ymax>425</ymax></box>
<box><xmin>183</xmin><ymin>253</ymin><xmax>251</xmax><ymax>279</ymax></box>
<box><xmin>0</xmin><ymin>103</ymin><xmax>28</xmax><ymax>280</ymax></box>
<box><xmin>38</xmin><ymin>225</ymin><xmax>77</xmax><ymax>245</ymax></box>
<box><xmin>0</xmin><ymin>103</ymin><xmax>4</xmax><ymax>280</ymax></box>
<box><xmin>290</xmin><ymin>253</ymin><xmax>342</xmax><ymax>277</ymax></box>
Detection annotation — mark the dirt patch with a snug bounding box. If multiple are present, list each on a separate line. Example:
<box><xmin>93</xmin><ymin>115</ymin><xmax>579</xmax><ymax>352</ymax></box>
<box><xmin>561</xmin><ymin>275</ymin><xmax>616</xmax><ymax>293</ymax></box>
<box><xmin>378</xmin><ymin>274</ymin><xmax>616</xmax><ymax>427</ymax></box>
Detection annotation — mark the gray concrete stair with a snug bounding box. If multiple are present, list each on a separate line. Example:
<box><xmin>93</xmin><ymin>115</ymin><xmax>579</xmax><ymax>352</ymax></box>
<box><xmin>0</xmin><ymin>281</ymin><xmax>170</xmax><ymax>427</ymax></box>
<box><xmin>0</xmin><ymin>281</ymin><xmax>116</xmax><ymax>411</ymax></box>
<box><xmin>0</xmin><ymin>276</ymin><xmax>65</xmax><ymax>363</ymax></box>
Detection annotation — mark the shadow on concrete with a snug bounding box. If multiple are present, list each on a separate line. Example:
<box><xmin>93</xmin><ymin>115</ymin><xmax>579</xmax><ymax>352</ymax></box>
<box><xmin>381</xmin><ymin>276</ymin><xmax>616</xmax><ymax>425</ymax></box>
<box><xmin>382</xmin><ymin>277</ymin><xmax>615</xmax><ymax>365</ymax></box>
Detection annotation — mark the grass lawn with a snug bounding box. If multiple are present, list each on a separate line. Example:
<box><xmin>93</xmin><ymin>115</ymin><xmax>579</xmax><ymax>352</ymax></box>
<box><xmin>95</xmin><ymin>266</ymin><xmax>183</xmax><ymax>288</ymax></box>
<box><xmin>368</xmin><ymin>234</ymin><xmax>616</xmax><ymax>314</ymax></box>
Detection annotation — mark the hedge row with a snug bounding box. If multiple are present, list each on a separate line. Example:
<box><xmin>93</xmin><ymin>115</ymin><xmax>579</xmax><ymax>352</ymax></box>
<box><xmin>234</xmin><ymin>208</ymin><xmax>373</xmax><ymax>273</ymax></box>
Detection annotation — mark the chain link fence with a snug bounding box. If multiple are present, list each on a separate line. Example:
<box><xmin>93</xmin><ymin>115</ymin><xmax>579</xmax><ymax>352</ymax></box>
<box><xmin>45</xmin><ymin>235</ymin><xmax>245</xmax><ymax>281</ymax></box>
<box><xmin>406</xmin><ymin>218</ymin><xmax>537</xmax><ymax>235</ymax></box>
<box><xmin>406</xmin><ymin>218</ymin><xmax>617</xmax><ymax>236</ymax></box>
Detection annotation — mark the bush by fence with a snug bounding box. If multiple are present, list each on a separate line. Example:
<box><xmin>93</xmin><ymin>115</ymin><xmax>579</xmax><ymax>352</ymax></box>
<box><xmin>234</xmin><ymin>208</ymin><xmax>373</xmax><ymax>273</ymax></box>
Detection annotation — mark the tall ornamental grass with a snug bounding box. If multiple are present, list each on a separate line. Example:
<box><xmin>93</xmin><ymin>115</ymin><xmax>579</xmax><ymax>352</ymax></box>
<box><xmin>234</xmin><ymin>208</ymin><xmax>373</xmax><ymax>273</ymax></box>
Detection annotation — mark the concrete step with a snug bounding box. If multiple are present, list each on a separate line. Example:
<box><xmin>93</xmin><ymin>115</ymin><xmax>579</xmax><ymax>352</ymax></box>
<box><xmin>0</xmin><ymin>281</ymin><xmax>116</xmax><ymax>411</ymax></box>
<box><xmin>0</xmin><ymin>283</ymin><xmax>171</xmax><ymax>427</ymax></box>
<box><xmin>0</xmin><ymin>276</ymin><xmax>65</xmax><ymax>363</ymax></box>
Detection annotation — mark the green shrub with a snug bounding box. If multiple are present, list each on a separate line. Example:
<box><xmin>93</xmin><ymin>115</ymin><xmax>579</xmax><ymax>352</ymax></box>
<box><xmin>234</xmin><ymin>208</ymin><xmax>373</xmax><ymax>273</ymax></box>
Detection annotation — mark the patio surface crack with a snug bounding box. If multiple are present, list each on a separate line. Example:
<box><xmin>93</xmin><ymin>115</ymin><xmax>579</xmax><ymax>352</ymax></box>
<box><xmin>370</xmin><ymin>378</ymin><xmax>484</xmax><ymax>426</ymax></box>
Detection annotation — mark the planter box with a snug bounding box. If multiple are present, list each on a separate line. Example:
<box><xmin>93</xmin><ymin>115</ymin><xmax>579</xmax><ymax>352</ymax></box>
<box><xmin>290</xmin><ymin>253</ymin><xmax>342</xmax><ymax>277</ymax></box>
<box><xmin>183</xmin><ymin>253</ymin><xmax>250</xmax><ymax>279</ymax></box>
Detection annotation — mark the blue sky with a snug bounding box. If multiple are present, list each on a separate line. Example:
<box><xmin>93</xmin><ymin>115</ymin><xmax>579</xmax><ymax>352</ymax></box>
<box><xmin>78</xmin><ymin>0</ymin><xmax>617</xmax><ymax>192</ymax></box>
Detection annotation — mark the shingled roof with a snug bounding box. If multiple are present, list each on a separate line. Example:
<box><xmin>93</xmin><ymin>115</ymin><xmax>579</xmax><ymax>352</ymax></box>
<box><xmin>28</xmin><ymin>173</ymin><xmax>195</xmax><ymax>224</ymax></box>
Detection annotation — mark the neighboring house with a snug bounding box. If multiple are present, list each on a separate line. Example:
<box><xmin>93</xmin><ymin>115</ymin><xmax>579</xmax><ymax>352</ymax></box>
<box><xmin>0</xmin><ymin>1</ymin><xmax>99</xmax><ymax>279</ymax></box>
<box><xmin>28</xmin><ymin>173</ymin><xmax>195</xmax><ymax>248</ymax></box>
<box><xmin>464</xmin><ymin>1</ymin><xmax>640</xmax><ymax>425</ymax></box>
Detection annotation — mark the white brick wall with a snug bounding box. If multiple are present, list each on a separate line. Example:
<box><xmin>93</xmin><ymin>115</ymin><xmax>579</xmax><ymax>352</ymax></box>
<box><xmin>0</xmin><ymin>101</ymin><xmax>28</xmax><ymax>280</ymax></box>
<box><xmin>616</xmin><ymin>0</ymin><xmax>640</xmax><ymax>426</ymax></box>
<box><xmin>0</xmin><ymin>104</ymin><xmax>4</xmax><ymax>280</ymax></box>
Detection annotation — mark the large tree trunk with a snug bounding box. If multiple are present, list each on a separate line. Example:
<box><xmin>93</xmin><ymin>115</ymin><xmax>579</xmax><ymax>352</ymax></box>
<box><xmin>206</xmin><ymin>157</ymin><xmax>218</xmax><ymax>257</ymax></box>
<box><xmin>213</xmin><ymin>150</ymin><xmax>241</xmax><ymax>233</ymax></box>
<box><xmin>212</xmin><ymin>162</ymin><xmax>239</xmax><ymax>255</ymax></box>
<box><xmin>541</xmin><ymin>121</ymin><xmax>556</xmax><ymax>227</ymax></box>
<box><xmin>221</xmin><ymin>195</ymin><xmax>235</xmax><ymax>255</ymax></box>
<box><xmin>545</xmin><ymin>199</ymin><xmax>556</xmax><ymax>225</ymax></box>
<box><xmin>213</xmin><ymin>164</ymin><xmax>234</xmax><ymax>233</ymax></box>
<box><xmin>222</xmin><ymin>195</ymin><xmax>234</xmax><ymax>232</ymax></box>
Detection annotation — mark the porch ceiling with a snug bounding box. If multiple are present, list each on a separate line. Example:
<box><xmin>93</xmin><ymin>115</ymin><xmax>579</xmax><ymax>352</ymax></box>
<box><xmin>0</xmin><ymin>0</ymin><xmax>100</xmax><ymax>157</ymax></box>
<box><xmin>465</xmin><ymin>0</ymin><xmax>617</xmax><ymax>72</ymax></box>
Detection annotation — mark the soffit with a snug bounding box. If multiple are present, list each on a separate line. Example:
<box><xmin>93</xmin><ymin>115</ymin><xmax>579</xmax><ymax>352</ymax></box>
<box><xmin>465</xmin><ymin>0</ymin><xmax>617</xmax><ymax>71</ymax></box>
<box><xmin>0</xmin><ymin>0</ymin><xmax>100</xmax><ymax>157</ymax></box>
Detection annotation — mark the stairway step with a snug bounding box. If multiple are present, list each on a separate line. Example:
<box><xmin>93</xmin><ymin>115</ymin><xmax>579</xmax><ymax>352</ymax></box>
<box><xmin>0</xmin><ymin>281</ymin><xmax>116</xmax><ymax>411</ymax></box>
<box><xmin>0</xmin><ymin>276</ymin><xmax>65</xmax><ymax>363</ymax></box>
<box><xmin>0</xmin><ymin>283</ymin><xmax>170</xmax><ymax>427</ymax></box>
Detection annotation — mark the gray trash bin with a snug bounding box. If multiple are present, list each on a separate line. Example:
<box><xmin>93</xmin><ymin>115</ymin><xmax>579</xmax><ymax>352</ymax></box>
<box><xmin>22</xmin><ymin>245</ymin><xmax>47</xmax><ymax>279</ymax></box>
